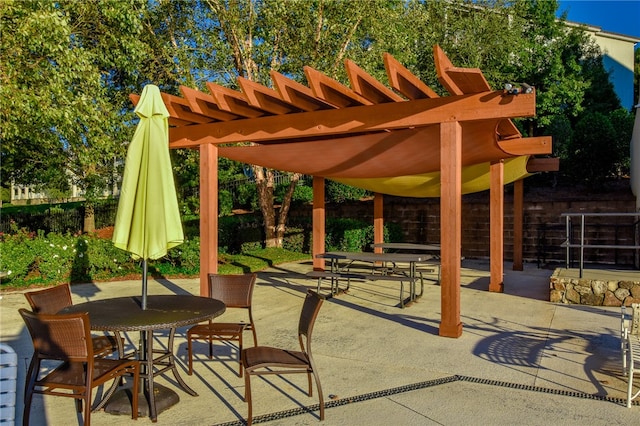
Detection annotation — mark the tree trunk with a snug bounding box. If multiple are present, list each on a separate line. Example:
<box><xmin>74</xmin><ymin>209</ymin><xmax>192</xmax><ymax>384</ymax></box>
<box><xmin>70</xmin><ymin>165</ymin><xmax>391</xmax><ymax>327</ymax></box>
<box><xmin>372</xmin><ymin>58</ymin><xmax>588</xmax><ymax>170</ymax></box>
<box><xmin>253</xmin><ymin>166</ymin><xmax>301</xmax><ymax>248</ymax></box>
<box><xmin>83</xmin><ymin>203</ymin><xmax>95</xmax><ymax>233</ymax></box>
<box><xmin>275</xmin><ymin>173</ymin><xmax>301</xmax><ymax>246</ymax></box>
<box><xmin>253</xmin><ymin>166</ymin><xmax>277</xmax><ymax>247</ymax></box>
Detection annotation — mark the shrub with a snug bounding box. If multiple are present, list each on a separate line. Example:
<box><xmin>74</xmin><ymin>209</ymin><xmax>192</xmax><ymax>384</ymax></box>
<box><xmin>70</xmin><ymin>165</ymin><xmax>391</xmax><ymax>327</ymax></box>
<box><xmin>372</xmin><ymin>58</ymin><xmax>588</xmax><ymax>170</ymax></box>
<box><xmin>219</xmin><ymin>189</ymin><xmax>233</xmax><ymax>216</ymax></box>
<box><xmin>236</xmin><ymin>183</ymin><xmax>258</xmax><ymax>210</ymax></box>
<box><xmin>219</xmin><ymin>214</ymin><xmax>264</xmax><ymax>254</ymax></box>
<box><xmin>1</xmin><ymin>187</ymin><xmax>10</xmax><ymax>203</ymax></box>
<box><xmin>275</xmin><ymin>183</ymin><xmax>314</xmax><ymax>205</ymax></box>
<box><xmin>325</xmin><ymin>218</ymin><xmax>374</xmax><ymax>252</ymax></box>
<box><xmin>180</xmin><ymin>195</ymin><xmax>200</xmax><ymax>216</ymax></box>
<box><xmin>35</xmin><ymin>231</ymin><xmax>77</xmax><ymax>281</ymax></box>
<box><xmin>155</xmin><ymin>237</ymin><xmax>201</xmax><ymax>275</ymax></box>
<box><xmin>326</xmin><ymin>181</ymin><xmax>369</xmax><ymax>203</ymax></box>
<box><xmin>283</xmin><ymin>225</ymin><xmax>310</xmax><ymax>252</ymax></box>
<box><xmin>292</xmin><ymin>185</ymin><xmax>314</xmax><ymax>204</ymax></box>
<box><xmin>0</xmin><ymin>229</ymin><xmax>38</xmax><ymax>282</ymax></box>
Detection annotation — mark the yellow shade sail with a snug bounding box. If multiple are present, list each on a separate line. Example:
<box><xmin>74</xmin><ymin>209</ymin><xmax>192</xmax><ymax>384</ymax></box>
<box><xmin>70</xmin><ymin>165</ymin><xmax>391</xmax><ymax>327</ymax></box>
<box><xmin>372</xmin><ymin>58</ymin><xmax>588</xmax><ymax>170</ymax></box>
<box><xmin>332</xmin><ymin>156</ymin><xmax>531</xmax><ymax>197</ymax></box>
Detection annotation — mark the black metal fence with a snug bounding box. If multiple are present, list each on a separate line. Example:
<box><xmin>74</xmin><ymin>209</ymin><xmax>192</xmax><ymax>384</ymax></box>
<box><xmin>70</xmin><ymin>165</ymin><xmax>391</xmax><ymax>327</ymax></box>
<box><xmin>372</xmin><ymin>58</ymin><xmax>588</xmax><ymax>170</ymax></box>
<box><xmin>1</xmin><ymin>201</ymin><xmax>119</xmax><ymax>235</ymax></box>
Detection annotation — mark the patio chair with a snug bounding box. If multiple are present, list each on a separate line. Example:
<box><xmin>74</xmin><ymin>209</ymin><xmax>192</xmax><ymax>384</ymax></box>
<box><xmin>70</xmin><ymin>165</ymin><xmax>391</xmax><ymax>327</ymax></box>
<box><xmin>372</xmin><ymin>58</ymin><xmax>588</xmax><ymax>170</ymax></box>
<box><xmin>19</xmin><ymin>309</ymin><xmax>140</xmax><ymax>426</ymax></box>
<box><xmin>242</xmin><ymin>290</ymin><xmax>325</xmax><ymax>426</ymax></box>
<box><xmin>24</xmin><ymin>284</ymin><xmax>123</xmax><ymax>358</ymax></box>
<box><xmin>624</xmin><ymin>303</ymin><xmax>640</xmax><ymax>407</ymax></box>
<box><xmin>187</xmin><ymin>273</ymin><xmax>258</xmax><ymax>377</ymax></box>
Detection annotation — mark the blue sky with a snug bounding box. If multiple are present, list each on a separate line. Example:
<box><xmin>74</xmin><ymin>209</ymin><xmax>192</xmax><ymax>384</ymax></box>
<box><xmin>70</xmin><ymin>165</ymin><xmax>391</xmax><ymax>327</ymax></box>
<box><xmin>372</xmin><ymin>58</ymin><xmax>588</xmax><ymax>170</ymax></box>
<box><xmin>557</xmin><ymin>0</ymin><xmax>640</xmax><ymax>39</ymax></box>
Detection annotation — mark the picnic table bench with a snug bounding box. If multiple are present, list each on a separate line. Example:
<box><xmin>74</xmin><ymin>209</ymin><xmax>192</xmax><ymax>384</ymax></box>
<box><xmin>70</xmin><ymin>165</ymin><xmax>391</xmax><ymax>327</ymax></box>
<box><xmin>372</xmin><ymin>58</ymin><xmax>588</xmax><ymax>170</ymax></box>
<box><xmin>311</xmin><ymin>251</ymin><xmax>434</xmax><ymax>308</ymax></box>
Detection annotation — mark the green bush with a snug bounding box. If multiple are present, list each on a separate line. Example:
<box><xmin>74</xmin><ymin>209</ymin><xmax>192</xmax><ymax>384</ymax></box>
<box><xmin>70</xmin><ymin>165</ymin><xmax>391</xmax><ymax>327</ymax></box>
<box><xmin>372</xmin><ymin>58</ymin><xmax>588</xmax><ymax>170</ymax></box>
<box><xmin>154</xmin><ymin>237</ymin><xmax>201</xmax><ymax>275</ymax></box>
<box><xmin>326</xmin><ymin>181</ymin><xmax>369</xmax><ymax>203</ymax></box>
<box><xmin>219</xmin><ymin>189</ymin><xmax>234</xmax><ymax>216</ymax></box>
<box><xmin>180</xmin><ymin>195</ymin><xmax>200</xmax><ymax>216</ymax></box>
<box><xmin>1</xmin><ymin>187</ymin><xmax>10</xmax><ymax>203</ymax></box>
<box><xmin>182</xmin><ymin>218</ymin><xmax>199</xmax><ymax>239</ymax></box>
<box><xmin>292</xmin><ymin>185</ymin><xmax>314</xmax><ymax>204</ymax></box>
<box><xmin>219</xmin><ymin>214</ymin><xmax>264</xmax><ymax>254</ymax></box>
<box><xmin>325</xmin><ymin>218</ymin><xmax>374</xmax><ymax>251</ymax></box>
<box><xmin>282</xmin><ymin>225</ymin><xmax>310</xmax><ymax>252</ymax></box>
<box><xmin>0</xmin><ymin>211</ymin><xmax>401</xmax><ymax>289</ymax></box>
<box><xmin>0</xmin><ymin>229</ymin><xmax>39</xmax><ymax>281</ymax></box>
<box><xmin>35</xmin><ymin>231</ymin><xmax>77</xmax><ymax>281</ymax></box>
<box><xmin>236</xmin><ymin>183</ymin><xmax>258</xmax><ymax>210</ymax></box>
<box><xmin>275</xmin><ymin>183</ymin><xmax>314</xmax><ymax>205</ymax></box>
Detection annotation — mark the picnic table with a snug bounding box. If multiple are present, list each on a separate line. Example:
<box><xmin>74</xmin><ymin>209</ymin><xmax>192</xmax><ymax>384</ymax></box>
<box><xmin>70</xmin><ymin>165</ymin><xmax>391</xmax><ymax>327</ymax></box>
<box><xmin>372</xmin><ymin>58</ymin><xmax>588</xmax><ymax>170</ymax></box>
<box><xmin>313</xmin><ymin>251</ymin><xmax>435</xmax><ymax>307</ymax></box>
<box><xmin>372</xmin><ymin>243</ymin><xmax>442</xmax><ymax>285</ymax></box>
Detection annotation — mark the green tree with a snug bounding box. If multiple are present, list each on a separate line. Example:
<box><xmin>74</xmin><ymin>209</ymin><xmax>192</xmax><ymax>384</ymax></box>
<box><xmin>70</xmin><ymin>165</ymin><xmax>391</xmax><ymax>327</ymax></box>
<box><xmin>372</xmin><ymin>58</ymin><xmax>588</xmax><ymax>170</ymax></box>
<box><xmin>0</xmin><ymin>0</ymin><xmax>150</xmax><ymax>231</ymax></box>
<box><xmin>566</xmin><ymin>111</ymin><xmax>616</xmax><ymax>186</ymax></box>
<box><xmin>408</xmin><ymin>0</ymin><xmax>630</xmax><ymax>185</ymax></box>
<box><xmin>609</xmin><ymin>108</ymin><xmax>635</xmax><ymax>177</ymax></box>
<box><xmin>150</xmin><ymin>0</ymin><xmax>407</xmax><ymax>248</ymax></box>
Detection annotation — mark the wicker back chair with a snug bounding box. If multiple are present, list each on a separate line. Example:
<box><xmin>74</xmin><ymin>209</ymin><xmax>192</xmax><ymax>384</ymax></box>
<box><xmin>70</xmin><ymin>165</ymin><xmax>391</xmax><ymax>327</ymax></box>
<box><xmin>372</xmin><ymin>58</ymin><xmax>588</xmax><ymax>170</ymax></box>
<box><xmin>24</xmin><ymin>284</ymin><xmax>73</xmax><ymax>314</ymax></box>
<box><xmin>19</xmin><ymin>309</ymin><xmax>140</xmax><ymax>426</ymax></box>
<box><xmin>187</xmin><ymin>273</ymin><xmax>258</xmax><ymax>376</ymax></box>
<box><xmin>24</xmin><ymin>284</ymin><xmax>121</xmax><ymax>357</ymax></box>
<box><xmin>242</xmin><ymin>290</ymin><xmax>325</xmax><ymax>425</ymax></box>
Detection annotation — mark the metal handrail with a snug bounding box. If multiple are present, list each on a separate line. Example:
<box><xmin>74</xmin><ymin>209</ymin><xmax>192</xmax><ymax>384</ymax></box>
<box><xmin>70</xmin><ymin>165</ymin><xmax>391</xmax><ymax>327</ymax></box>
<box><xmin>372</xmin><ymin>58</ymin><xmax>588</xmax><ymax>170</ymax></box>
<box><xmin>560</xmin><ymin>212</ymin><xmax>640</xmax><ymax>277</ymax></box>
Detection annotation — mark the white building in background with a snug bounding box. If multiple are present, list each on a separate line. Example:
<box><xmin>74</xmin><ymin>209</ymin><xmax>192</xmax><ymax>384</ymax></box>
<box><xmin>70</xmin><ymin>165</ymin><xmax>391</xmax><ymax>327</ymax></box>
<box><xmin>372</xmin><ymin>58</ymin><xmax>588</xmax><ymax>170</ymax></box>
<box><xmin>566</xmin><ymin>21</ymin><xmax>639</xmax><ymax>111</ymax></box>
<box><xmin>10</xmin><ymin>178</ymin><xmax>119</xmax><ymax>204</ymax></box>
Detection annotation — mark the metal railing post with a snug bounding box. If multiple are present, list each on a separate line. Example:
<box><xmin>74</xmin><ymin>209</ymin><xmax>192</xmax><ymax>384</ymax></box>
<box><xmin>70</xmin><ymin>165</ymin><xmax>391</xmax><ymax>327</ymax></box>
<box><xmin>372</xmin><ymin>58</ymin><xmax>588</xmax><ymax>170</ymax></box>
<box><xmin>565</xmin><ymin>215</ymin><xmax>571</xmax><ymax>269</ymax></box>
<box><xmin>580</xmin><ymin>214</ymin><xmax>585</xmax><ymax>278</ymax></box>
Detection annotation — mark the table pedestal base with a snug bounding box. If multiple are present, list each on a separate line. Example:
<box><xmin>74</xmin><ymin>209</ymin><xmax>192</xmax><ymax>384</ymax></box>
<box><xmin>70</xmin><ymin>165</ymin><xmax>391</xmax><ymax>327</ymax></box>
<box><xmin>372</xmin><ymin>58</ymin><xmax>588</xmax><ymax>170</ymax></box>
<box><xmin>104</xmin><ymin>383</ymin><xmax>179</xmax><ymax>418</ymax></box>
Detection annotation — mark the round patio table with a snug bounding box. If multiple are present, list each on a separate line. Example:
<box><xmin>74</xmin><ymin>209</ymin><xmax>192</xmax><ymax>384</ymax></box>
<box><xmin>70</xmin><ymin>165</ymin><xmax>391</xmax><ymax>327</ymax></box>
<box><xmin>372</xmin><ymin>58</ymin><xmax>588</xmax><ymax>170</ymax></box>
<box><xmin>60</xmin><ymin>294</ymin><xmax>225</xmax><ymax>421</ymax></box>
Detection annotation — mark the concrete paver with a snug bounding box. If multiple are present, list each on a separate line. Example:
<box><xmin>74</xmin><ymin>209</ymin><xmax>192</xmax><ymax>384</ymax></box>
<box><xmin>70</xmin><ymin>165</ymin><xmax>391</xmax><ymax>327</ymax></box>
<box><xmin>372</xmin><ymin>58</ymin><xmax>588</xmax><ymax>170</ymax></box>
<box><xmin>1</xmin><ymin>259</ymin><xmax>639</xmax><ymax>425</ymax></box>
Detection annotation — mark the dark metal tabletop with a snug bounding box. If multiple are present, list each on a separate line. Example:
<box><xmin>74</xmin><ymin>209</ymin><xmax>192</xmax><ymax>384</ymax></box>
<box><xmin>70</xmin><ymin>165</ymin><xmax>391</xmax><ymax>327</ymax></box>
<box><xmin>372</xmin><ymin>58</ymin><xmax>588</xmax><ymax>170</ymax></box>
<box><xmin>316</xmin><ymin>251</ymin><xmax>433</xmax><ymax>263</ymax></box>
<box><xmin>371</xmin><ymin>243</ymin><xmax>441</xmax><ymax>252</ymax></box>
<box><xmin>60</xmin><ymin>295</ymin><xmax>226</xmax><ymax>332</ymax></box>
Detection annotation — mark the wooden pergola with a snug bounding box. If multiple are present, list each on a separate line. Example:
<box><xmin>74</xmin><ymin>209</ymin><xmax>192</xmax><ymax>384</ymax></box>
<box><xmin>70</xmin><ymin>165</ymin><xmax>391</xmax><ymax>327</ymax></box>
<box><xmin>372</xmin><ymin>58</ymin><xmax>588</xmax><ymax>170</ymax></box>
<box><xmin>132</xmin><ymin>45</ymin><xmax>556</xmax><ymax>338</ymax></box>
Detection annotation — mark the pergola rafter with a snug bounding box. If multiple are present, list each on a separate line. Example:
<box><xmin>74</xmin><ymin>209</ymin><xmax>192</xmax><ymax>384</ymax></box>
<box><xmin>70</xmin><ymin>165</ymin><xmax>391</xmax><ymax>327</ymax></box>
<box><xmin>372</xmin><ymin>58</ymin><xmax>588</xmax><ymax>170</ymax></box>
<box><xmin>131</xmin><ymin>45</ymin><xmax>557</xmax><ymax>337</ymax></box>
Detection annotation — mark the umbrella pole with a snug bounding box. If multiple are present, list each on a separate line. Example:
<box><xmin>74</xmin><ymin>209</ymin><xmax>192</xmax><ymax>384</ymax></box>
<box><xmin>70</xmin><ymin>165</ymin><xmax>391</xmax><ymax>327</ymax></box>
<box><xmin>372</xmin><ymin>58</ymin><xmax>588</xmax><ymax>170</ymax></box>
<box><xmin>142</xmin><ymin>258</ymin><xmax>148</xmax><ymax>310</ymax></box>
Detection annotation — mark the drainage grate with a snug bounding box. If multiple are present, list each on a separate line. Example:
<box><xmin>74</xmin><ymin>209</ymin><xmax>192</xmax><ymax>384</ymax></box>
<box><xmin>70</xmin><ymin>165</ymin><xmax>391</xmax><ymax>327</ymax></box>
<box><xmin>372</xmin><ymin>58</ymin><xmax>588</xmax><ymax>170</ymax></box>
<box><xmin>456</xmin><ymin>375</ymin><xmax>632</xmax><ymax>406</ymax></box>
<box><xmin>214</xmin><ymin>374</ymin><xmax>633</xmax><ymax>425</ymax></box>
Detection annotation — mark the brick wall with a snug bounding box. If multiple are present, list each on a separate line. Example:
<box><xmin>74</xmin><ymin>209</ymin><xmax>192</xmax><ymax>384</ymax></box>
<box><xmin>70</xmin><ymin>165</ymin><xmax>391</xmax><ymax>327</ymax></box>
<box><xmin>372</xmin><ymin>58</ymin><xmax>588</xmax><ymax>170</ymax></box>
<box><xmin>292</xmin><ymin>182</ymin><xmax>639</xmax><ymax>267</ymax></box>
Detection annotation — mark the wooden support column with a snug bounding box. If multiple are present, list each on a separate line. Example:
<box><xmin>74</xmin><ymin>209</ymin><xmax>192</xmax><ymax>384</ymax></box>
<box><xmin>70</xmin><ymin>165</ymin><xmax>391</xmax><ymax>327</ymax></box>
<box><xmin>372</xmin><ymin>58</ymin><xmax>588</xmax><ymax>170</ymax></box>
<box><xmin>199</xmin><ymin>143</ymin><xmax>218</xmax><ymax>296</ymax></box>
<box><xmin>439</xmin><ymin>121</ymin><xmax>463</xmax><ymax>338</ymax></box>
<box><xmin>312</xmin><ymin>176</ymin><xmax>326</xmax><ymax>270</ymax></box>
<box><xmin>512</xmin><ymin>179</ymin><xmax>524</xmax><ymax>271</ymax></box>
<box><xmin>489</xmin><ymin>160</ymin><xmax>504</xmax><ymax>292</ymax></box>
<box><xmin>374</xmin><ymin>193</ymin><xmax>384</xmax><ymax>254</ymax></box>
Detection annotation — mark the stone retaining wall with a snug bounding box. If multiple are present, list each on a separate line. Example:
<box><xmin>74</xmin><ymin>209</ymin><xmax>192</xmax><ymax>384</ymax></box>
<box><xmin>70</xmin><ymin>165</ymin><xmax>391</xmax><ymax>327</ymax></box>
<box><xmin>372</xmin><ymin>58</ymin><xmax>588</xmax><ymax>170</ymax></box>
<box><xmin>550</xmin><ymin>271</ymin><xmax>640</xmax><ymax>306</ymax></box>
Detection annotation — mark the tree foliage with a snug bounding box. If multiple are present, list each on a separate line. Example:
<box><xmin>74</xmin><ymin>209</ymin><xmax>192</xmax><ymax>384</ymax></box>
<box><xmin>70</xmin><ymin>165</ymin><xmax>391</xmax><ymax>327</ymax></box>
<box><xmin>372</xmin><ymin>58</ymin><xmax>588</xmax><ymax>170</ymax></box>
<box><xmin>2</xmin><ymin>0</ymin><xmax>634</xmax><ymax>237</ymax></box>
<box><xmin>1</xmin><ymin>0</ymin><xmax>151</xmax><ymax>230</ymax></box>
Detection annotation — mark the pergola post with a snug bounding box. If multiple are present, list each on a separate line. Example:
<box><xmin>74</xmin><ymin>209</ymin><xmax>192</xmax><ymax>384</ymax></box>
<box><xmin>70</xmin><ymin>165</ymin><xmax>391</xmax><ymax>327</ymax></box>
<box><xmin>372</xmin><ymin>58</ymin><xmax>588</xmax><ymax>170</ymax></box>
<box><xmin>439</xmin><ymin>121</ymin><xmax>463</xmax><ymax>338</ymax></box>
<box><xmin>374</xmin><ymin>193</ymin><xmax>384</xmax><ymax>253</ymax></box>
<box><xmin>513</xmin><ymin>179</ymin><xmax>524</xmax><ymax>271</ymax></box>
<box><xmin>199</xmin><ymin>143</ymin><xmax>218</xmax><ymax>296</ymax></box>
<box><xmin>489</xmin><ymin>160</ymin><xmax>504</xmax><ymax>292</ymax></box>
<box><xmin>312</xmin><ymin>176</ymin><xmax>326</xmax><ymax>271</ymax></box>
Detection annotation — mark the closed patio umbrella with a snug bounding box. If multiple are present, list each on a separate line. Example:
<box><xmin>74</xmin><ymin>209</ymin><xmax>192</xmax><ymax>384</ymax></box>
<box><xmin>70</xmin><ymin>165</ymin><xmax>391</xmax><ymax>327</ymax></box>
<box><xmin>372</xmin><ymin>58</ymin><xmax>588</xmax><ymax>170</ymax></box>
<box><xmin>112</xmin><ymin>84</ymin><xmax>184</xmax><ymax>309</ymax></box>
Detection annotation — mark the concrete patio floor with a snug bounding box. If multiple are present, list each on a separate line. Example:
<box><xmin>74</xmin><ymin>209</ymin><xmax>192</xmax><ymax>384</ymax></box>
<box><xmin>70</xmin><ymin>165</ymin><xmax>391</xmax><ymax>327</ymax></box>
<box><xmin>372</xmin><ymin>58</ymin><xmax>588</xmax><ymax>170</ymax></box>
<box><xmin>1</xmin><ymin>259</ymin><xmax>639</xmax><ymax>425</ymax></box>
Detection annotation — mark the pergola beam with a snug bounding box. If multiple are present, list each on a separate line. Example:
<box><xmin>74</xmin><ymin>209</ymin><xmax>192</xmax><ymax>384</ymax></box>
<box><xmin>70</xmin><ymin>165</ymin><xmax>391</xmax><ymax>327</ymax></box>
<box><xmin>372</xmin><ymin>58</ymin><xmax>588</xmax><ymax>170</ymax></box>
<box><xmin>169</xmin><ymin>91</ymin><xmax>537</xmax><ymax>147</ymax></box>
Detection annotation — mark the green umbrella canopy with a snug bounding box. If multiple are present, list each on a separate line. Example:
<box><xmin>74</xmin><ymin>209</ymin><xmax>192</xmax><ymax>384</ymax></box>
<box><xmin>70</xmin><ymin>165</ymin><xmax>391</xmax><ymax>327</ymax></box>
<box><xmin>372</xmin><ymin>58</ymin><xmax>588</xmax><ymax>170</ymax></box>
<box><xmin>112</xmin><ymin>84</ymin><xmax>184</xmax><ymax>260</ymax></box>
